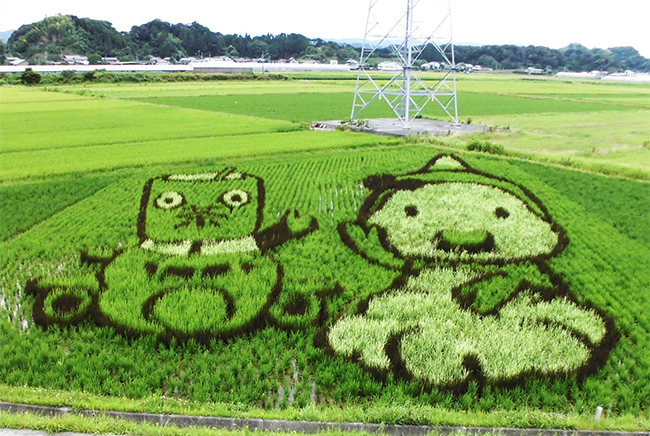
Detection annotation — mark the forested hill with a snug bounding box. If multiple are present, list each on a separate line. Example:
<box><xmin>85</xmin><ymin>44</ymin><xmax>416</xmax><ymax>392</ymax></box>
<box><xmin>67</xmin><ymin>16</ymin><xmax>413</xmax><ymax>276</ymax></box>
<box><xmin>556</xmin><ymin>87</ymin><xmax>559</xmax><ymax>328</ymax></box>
<box><xmin>3</xmin><ymin>15</ymin><xmax>649</xmax><ymax>72</ymax></box>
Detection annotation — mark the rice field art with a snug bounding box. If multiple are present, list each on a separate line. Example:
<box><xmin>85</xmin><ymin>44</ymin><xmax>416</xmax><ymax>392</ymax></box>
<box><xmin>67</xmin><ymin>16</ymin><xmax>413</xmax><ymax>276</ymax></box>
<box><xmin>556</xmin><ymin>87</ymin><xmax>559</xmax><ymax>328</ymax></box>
<box><xmin>22</xmin><ymin>153</ymin><xmax>618</xmax><ymax>397</ymax></box>
<box><xmin>29</xmin><ymin>167</ymin><xmax>319</xmax><ymax>341</ymax></box>
<box><xmin>324</xmin><ymin>154</ymin><xmax>617</xmax><ymax>393</ymax></box>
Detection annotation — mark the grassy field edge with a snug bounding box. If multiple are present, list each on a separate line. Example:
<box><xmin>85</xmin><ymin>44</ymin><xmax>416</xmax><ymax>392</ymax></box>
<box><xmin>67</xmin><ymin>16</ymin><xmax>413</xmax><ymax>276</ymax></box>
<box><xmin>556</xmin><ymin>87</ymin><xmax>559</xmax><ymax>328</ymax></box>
<box><xmin>0</xmin><ymin>385</ymin><xmax>648</xmax><ymax>431</ymax></box>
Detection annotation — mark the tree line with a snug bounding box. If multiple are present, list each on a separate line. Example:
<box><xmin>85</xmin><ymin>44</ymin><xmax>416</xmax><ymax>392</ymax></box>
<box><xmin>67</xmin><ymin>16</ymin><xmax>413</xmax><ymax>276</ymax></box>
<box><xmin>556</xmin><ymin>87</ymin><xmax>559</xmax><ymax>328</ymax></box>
<box><xmin>2</xmin><ymin>15</ymin><xmax>648</xmax><ymax>72</ymax></box>
<box><xmin>450</xmin><ymin>44</ymin><xmax>649</xmax><ymax>73</ymax></box>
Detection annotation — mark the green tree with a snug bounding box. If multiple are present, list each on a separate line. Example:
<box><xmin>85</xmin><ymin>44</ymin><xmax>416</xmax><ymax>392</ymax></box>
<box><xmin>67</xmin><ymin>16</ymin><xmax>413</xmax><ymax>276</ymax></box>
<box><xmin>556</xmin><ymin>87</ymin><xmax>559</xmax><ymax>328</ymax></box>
<box><xmin>150</xmin><ymin>31</ymin><xmax>186</xmax><ymax>59</ymax></box>
<box><xmin>6</xmin><ymin>15</ymin><xmax>122</xmax><ymax>63</ymax></box>
<box><xmin>6</xmin><ymin>15</ymin><xmax>648</xmax><ymax>72</ymax></box>
<box><xmin>336</xmin><ymin>45</ymin><xmax>359</xmax><ymax>62</ymax></box>
<box><xmin>0</xmin><ymin>40</ymin><xmax>6</xmax><ymax>64</ymax></box>
<box><xmin>267</xmin><ymin>33</ymin><xmax>310</xmax><ymax>59</ymax></box>
<box><xmin>560</xmin><ymin>43</ymin><xmax>592</xmax><ymax>71</ymax></box>
<box><xmin>475</xmin><ymin>54</ymin><xmax>499</xmax><ymax>69</ymax></box>
<box><xmin>20</xmin><ymin>67</ymin><xmax>41</xmax><ymax>85</ymax></box>
<box><xmin>248</xmin><ymin>40</ymin><xmax>268</xmax><ymax>59</ymax></box>
<box><xmin>87</xmin><ymin>53</ymin><xmax>102</xmax><ymax>64</ymax></box>
<box><xmin>77</xmin><ymin>17</ymin><xmax>126</xmax><ymax>56</ymax></box>
<box><xmin>223</xmin><ymin>34</ymin><xmax>249</xmax><ymax>58</ymax></box>
<box><xmin>225</xmin><ymin>44</ymin><xmax>240</xmax><ymax>59</ymax></box>
<box><xmin>420</xmin><ymin>43</ymin><xmax>447</xmax><ymax>62</ymax></box>
<box><xmin>609</xmin><ymin>46</ymin><xmax>650</xmax><ymax>71</ymax></box>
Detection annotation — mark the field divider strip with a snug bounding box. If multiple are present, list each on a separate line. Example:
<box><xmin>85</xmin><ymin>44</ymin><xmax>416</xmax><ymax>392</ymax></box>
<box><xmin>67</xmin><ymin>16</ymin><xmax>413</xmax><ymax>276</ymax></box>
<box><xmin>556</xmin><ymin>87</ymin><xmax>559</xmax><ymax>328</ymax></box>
<box><xmin>0</xmin><ymin>127</ymin><xmax>302</xmax><ymax>156</ymax></box>
<box><xmin>456</xmin><ymin>91</ymin><xmax>647</xmax><ymax>110</ymax></box>
<box><xmin>1</xmin><ymin>402</ymin><xmax>648</xmax><ymax>436</ymax></box>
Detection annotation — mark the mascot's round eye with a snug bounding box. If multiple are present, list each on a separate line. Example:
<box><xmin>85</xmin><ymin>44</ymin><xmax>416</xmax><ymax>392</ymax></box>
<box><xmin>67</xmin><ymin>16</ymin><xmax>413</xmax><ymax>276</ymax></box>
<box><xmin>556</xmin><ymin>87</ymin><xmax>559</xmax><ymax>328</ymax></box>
<box><xmin>404</xmin><ymin>205</ymin><xmax>419</xmax><ymax>217</ymax></box>
<box><xmin>221</xmin><ymin>190</ymin><xmax>250</xmax><ymax>208</ymax></box>
<box><xmin>495</xmin><ymin>207</ymin><xmax>510</xmax><ymax>219</ymax></box>
<box><xmin>155</xmin><ymin>191</ymin><xmax>185</xmax><ymax>210</ymax></box>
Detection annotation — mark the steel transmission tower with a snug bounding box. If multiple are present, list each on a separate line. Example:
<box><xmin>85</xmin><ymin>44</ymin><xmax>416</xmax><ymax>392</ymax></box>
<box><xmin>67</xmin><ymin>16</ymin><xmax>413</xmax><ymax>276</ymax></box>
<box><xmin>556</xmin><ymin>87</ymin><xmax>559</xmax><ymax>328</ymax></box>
<box><xmin>351</xmin><ymin>0</ymin><xmax>459</xmax><ymax>127</ymax></box>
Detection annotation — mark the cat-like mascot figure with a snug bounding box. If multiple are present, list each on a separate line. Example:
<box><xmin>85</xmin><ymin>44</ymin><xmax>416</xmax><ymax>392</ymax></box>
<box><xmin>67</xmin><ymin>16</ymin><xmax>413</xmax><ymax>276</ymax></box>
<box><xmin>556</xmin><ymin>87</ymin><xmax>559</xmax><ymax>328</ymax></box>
<box><xmin>28</xmin><ymin>168</ymin><xmax>317</xmax><ymax>343</ymax></box>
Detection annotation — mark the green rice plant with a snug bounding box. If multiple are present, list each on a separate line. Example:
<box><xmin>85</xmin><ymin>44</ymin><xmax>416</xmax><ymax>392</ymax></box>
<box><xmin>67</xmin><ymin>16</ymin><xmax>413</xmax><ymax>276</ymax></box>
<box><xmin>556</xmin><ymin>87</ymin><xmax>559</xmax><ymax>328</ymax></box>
<box><xmin>459</xmin><ymin>262</ymin><xmax>552</xmax><ymax>313</ymax></box>
<box><xmin>142</xmin><ymin>172</ymin><xmax>262</xmax><ymax>243</ymax></box>
<box><xmin>440</xmin><ymin>229</ymin><xmax>491</xmax><ymax>247</ymax></box>
<box><xmin>0</xmin><ymin>82</ymin><xmax>648</xmax><ymax>422</ymax></box>
<box><xmin>34</xmin><ymin>274</ymin><xmax>98</xmax><ymax>323</ymax></box>
<box><xmin>367</xmin><ymin>182</ymin><xmax>558</xmax><ymax>261</ymax></box>
<box><xmin>324</xmin><ymin>153</ymin><xmax>622</xmax><ymax>395</ymax></box>
<box><xmin>329</xmin><ymin>261</ymin><xmax>608</xmax><ymax>388</ymax></box>
<box><xmin>151</xmin><ymin>287</ymin><xmax>231</xmax><ymax>332</ymax></box>
<box><xmin>133</xmin><ymin>91</ymin><xmax>638</xmax><ymax>124</ymax></box>
<box><xmin>503</xmin><ymin>292</ymin><xmax>607</xmax><ymax>344</ymax></box>
<box><xmin>466</xmin><ymin>140</ymin><xmax>505</xmax><ymax>155</ymax></box>
<box><xmin>0</xmin><ymin>91</ymin><xmax>298</xmax><ymax>154</ymax></box>
<box><xmin>0</xmin><ymin>130</ymin><xmax>398</xmax><ymax>180</ymax></box>
<box><xmin>469</xmin><ymin>110</ymin><xmax>650</xmax><ymax>177</ymax></box>
<box><xmin>430</xmin><ymin>155</ymin><xmax>465</xmax><ymax>169</ymax></box>
<box><xmin>0</xmin><ymin>174</ymin><xmax>121</xmax><ymax>241</ymax></box>
<box><xmin>512</xmin><ymin>159</ymin><xmax>650</xmax><ymax>246</ymax></box>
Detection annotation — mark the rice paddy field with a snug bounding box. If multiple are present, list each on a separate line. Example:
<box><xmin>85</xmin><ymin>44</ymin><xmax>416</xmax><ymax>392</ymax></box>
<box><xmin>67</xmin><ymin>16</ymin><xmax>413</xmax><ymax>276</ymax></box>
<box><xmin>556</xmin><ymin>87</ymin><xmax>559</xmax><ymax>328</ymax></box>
<box><xmin>0</xmin><ymin>72</ymin><xmax>648</xmax><ymax>432</ymax></box>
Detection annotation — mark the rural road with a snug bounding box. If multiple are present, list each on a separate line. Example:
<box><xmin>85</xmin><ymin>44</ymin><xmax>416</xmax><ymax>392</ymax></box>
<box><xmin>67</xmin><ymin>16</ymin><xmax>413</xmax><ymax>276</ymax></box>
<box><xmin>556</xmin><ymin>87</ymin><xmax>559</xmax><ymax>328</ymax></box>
<box><xmin>1</xmin><ymin>402</ymin><xmax>649</xmax><ymax>436</ymax></box>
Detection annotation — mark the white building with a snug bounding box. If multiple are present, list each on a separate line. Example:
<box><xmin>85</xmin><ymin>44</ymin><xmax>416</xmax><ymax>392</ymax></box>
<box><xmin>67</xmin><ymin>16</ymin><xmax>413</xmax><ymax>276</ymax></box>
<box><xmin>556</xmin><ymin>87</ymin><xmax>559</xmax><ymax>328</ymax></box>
<box><xmin>526</xmin><ymin>67</ymin><xmax>545</xmax><ymax>75</ymax></box>
<box><xmin>178</xmin><ymin>57</ymin><xmax>198</xmax><ymax>65</ymax></box>
<box><xmin>556</xmin><ymin>71</ymin><xmax>600</xmax><ymax>79</ymax></box>
<box><xmin>101</xmin><ymin>57</ymin><xmax>120</xmax><ymax>64</ymax></box>
<box><xmin>63</xmin><ymin>55</ymin><xmax>89</xmax><ymax>65</ymax></box>
<box><xmin>346</xmin><ymin>59</ymin><xmax>359</xmax><ymax>69</ymax></box>
<box><xmin>378</xmin><ymin>61</ymin><xmax>402</xmax><ymax>71</ymax></box>
<box><xmin>421</xmin><ymin>61</ymin><xmax>441</xmax><ymax>70</ymax></box>
<box><xmin>5</xmin><ymin>57</ymin><xmax>28</xmax><ymax>66</ymax></box>
<box><xmin>148</xmin><ymin>57</ymin><xmax>171</xmax><ymax>65</ymax></box>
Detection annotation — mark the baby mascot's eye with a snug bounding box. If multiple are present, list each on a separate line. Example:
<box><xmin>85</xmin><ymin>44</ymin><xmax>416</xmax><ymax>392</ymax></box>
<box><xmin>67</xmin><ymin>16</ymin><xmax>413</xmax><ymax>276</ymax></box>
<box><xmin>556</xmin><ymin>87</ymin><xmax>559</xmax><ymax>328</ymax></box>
<box><xmin>155</xmin><ymin>191</ymin><xmax>185</xmax><ymax>210</ymax></box>
<box><xmin>404</xmin><ymin>205</ymin><xmax>419</xmax><ymax>217</ymax></box>
<box><xmin>221</xmin><ymin>190</ymin><xmax>250</xmax><ymax>208</ymax></box>
<box><xmin>494</xmin><ymin>207</ymin><xmax>510</xmax><ymax>219</ymax></box>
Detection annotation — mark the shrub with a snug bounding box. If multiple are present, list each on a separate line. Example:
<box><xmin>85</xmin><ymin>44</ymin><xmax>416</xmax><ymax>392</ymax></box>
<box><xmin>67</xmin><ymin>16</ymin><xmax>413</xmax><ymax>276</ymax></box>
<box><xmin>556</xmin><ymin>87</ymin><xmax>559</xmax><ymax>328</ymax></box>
<box><xmin>466</xmin><ymin>140</ymin><xmax>505</xmax><ymax>155</ymax></box>
<box><xmin>60</xmin><ymin>70</ymin><xmax>77</xmax><ymax>83</ymax></box>
<box><xmin>20</xmin><ymin>68</ymin><xmax>41</xmax><ymax>85</ymax></box>
<box><xmin>336</xmin><ymin>118</ymin><xmax>369</xmax><ymax>131</ymax></box>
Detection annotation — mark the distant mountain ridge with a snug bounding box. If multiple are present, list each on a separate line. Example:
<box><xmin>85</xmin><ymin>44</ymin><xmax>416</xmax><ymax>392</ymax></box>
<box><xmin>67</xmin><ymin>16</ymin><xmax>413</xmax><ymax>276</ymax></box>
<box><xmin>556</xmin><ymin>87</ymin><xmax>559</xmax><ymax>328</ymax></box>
<box><xmin>2</xmin><ymin>15</ymin><xmax>649</xmax><ymax>72</ymax></box>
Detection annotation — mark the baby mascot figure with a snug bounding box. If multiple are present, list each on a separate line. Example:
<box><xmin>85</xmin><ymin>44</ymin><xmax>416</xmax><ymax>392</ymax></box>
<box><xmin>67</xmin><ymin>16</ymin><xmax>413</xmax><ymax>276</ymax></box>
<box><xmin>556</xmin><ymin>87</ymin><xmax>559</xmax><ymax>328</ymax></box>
<box><xmin>28</xmin><ymin>168</ymin><xmax>317</xmax><ymax>343</ymax></box>
<box><xmin>328</xmin><ymin>154</ymin><xmax>617</xmax><ymax>391</ymax></box>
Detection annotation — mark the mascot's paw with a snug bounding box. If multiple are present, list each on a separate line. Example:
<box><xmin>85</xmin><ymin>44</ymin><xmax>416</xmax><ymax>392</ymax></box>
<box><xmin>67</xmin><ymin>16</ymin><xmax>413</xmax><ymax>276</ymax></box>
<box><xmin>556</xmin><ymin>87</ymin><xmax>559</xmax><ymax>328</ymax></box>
<box><xmin>327</xmin><ymin>268</ymin><xmax>609</xmax><ymax>388</ymax></box>
<box><xmin>28</xmin><ymin>276</ymin><xmax>98</xmax><ymax>328</ymax></box>
<box><xmin>400</xmin><ymin>291</ymin><xmax>608</xmax><ymax>386</ymax></box>
<box><xmin>286</xmin><ymin>210</ymin><xmax>318</xmax><ymax>235</ymax></box>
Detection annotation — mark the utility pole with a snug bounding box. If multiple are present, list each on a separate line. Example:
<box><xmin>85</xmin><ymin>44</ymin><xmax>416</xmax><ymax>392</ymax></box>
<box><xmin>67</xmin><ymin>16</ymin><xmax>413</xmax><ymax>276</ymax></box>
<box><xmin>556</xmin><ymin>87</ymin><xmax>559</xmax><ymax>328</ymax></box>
<box><xmin>351</xmin><ymin>0</ymin><xmax>459</xmax><ymax>127</ymax></box>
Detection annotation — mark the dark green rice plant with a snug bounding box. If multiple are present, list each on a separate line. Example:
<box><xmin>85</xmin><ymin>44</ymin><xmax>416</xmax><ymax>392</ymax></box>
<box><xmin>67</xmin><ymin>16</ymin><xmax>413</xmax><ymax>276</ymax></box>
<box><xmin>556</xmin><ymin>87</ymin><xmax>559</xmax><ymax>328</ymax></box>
<box><xmin>466</xmin><ymin>139</ymin><xmax>506</xmax><ymax>155</ymax></box>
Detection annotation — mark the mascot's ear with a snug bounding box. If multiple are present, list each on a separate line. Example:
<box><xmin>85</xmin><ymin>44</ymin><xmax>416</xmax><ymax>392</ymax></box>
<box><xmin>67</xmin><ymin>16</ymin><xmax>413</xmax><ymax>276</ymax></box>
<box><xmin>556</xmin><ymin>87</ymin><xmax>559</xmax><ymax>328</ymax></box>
<box><xmin>363</xmin><ymin>174</ymin><xmax>396</xmax><ymax>190</ymax></box>
<box><xmin>413</xmin><ymin>154</ymin><xmax>472</xmax><ymax>174</ymax></box>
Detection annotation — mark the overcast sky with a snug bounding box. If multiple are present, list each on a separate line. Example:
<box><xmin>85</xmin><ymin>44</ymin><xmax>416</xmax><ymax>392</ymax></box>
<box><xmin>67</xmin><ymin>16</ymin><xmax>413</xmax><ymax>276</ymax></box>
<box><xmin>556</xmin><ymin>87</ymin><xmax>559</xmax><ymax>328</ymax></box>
<box><xmin>2</xmin><ymin>0</ymin><xmax>649</xmax><ymax>58</ymax></box>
